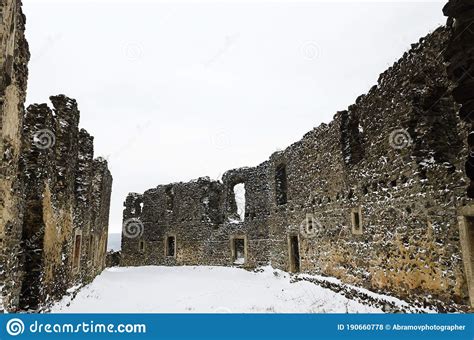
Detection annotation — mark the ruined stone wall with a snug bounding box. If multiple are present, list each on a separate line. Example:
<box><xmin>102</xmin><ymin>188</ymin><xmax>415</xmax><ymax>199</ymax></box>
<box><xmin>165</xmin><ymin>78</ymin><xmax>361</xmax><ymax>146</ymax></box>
<box><xmin>0</xmin><ymin>0</ymin><xmax>112</xmax><ymax>311</ymax></box>
<box><xmin>268</xmin><ymin>27</ymin><xmax>469</xmax><ymax>311</ymax></box>
<box><xmin>122</xmin><ymin>163</ymin><xmax>272</xmax><ymax>268</ymax></box>
<box><xmin>122</xmin><ymin>26</ymin><xmax>473</xmax><ymax>311</ymax></box>
<box><xmin>443</xmin><ymin>0</ymin><xmax>474</xmax><ymax>310</ymax></box>
<box><xmin>16</xmin><ymin>95</ymin><xmax>112</xmax><ymax>311</ymax></box>
<box><xmin>0</xmin><ymin>0</ymin><xmax>29</xmax><ymax>311</ymax></box>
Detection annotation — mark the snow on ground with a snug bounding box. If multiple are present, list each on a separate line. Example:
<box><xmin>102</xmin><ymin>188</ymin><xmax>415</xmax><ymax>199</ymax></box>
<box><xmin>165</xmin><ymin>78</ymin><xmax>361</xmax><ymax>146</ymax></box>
<box><xmin>51</xmin><ymin>266</ymin><xmax>384</xmax><ymax>313</ymax></box>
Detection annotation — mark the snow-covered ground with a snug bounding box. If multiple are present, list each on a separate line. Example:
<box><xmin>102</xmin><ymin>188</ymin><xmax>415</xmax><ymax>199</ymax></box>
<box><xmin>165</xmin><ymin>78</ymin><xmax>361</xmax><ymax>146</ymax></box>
<box><xmin>50</xmin><ymin>266</ymin><xmax>389</xmax><ymax>313</ymax></box>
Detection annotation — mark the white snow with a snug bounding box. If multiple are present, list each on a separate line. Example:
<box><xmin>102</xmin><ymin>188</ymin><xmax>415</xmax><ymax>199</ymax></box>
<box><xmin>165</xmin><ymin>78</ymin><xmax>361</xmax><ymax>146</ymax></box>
<box><xmin>50</xmin><ymin>266</ymin><xmax>383</xmax><ymax>313</ymax></box>
<box><xmin>296</xmin><ymin>273</ymin><xmax>435</xmax><ymax>313</ymax></box>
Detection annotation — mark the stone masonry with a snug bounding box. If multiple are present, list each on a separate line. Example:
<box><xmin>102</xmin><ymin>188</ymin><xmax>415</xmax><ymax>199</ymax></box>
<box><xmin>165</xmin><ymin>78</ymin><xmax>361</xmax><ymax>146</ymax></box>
<box><xmin>0</xmin><ymin>0</ymin><xmax>30</xmax><ymax>312</ymax></box>
<box><xmin>0</xmin><ymin>1</ymin><xmax>113</xmax><ymax>312</ymax></box>
<box><xmin>18</xmin><ymin>96</ymin><xmax>112</xmax><ymax>311</ymax></box>
<box><xmin>122</xmin><ymin>25</ymin><xmax>474</xmax><ymax>312</ymax></box>
<box><xmin>443</xmin><ymin>0</ymin><xmax>474</xmax><ymax>312</ymax></box>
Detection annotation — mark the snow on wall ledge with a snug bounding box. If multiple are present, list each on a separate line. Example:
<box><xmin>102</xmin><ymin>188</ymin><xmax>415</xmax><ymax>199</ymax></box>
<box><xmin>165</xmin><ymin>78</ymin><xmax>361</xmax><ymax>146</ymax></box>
<box><xmin>121</xmin><ymin>26</ymin><xmax>472</xmax><ymax>312</ymax></box>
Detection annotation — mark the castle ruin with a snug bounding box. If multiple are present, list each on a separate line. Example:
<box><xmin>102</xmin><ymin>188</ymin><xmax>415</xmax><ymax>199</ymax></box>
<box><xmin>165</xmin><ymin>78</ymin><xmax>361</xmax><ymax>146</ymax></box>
<box><xmin>0</xmin><ymin>0</ymin><xmax>112</xmax><ymax>312</ymax></box>
<box><xmin>121</xmin><ymin>13</ymin><xmax>474</xmax><ymax>312</ymax></box>
<box><xmin>1</xmin><ymin>0</ymin><xmax>474</xmax><ymax>313</ymax></box>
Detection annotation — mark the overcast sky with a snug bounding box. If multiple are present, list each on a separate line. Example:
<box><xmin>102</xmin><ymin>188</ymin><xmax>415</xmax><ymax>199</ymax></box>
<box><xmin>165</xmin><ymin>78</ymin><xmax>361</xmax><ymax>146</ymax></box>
<box><xmin>23</xmin><ymin>0</ymin><xmax>446</xmax><ymax>234</ymax></box>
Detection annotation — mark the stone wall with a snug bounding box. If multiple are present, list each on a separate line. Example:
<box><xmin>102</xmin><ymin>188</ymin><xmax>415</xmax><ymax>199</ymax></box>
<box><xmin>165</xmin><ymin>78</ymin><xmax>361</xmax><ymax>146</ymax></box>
<box><xmin>443</xmin><ymin>0</ymin><xmax>474</xmax><ymax>310</ymax></box>
<box><xmin>0</xmin><ymin>0</ymin><xmax>30</xmax><ymax>312</ymax></box>
<box><xmin>122</xmin><ymin>26</ymin><xmax>473</xmax><ymax>311</ymax></box>
<box><xmin>121</xmin><ymin>165</ymin><xmax>272</xmax><ymax>269</ymax></box>
<box><xmin>0</xmin><ymin>0</ymin><xmax>113</xmax><ymax>312</ymax></box>
<box><xmin>267</xmin><ymin>26</ymin><xmax>468</xmax><ymax>311</ymax></box>
<box><xmin>17</xmin><ymin>95</ymin><xmax>112</xmax><ymax>311</ymax></box>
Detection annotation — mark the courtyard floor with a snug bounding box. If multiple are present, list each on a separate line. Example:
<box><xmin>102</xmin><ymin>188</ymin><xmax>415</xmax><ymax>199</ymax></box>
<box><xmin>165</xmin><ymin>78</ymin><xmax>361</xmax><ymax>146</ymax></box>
<box><xmin>50</xmin><ymin>266</ymin><xmax>420</xmax><ymax>313</ymax></box>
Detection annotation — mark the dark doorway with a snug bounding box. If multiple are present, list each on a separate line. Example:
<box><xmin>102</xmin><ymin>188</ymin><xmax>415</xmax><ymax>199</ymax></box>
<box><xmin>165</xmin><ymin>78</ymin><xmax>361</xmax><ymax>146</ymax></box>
<box><xmin>289</xmin><ymin>235</ymin><xmax>300</xmax><ymax>273</ymax></box>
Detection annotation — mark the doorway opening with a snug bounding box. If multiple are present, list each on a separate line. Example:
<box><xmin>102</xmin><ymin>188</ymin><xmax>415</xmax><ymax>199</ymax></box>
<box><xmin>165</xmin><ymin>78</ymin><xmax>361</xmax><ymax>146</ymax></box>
<box><xmin>233</xmin><ymin>238</ymin><xmax>246</xmax><ymax>265</ymax></box>
<box><xmin>288</xmin><ymin>235</ymin><xmax>300</xmax><ymax>273</ymax></box>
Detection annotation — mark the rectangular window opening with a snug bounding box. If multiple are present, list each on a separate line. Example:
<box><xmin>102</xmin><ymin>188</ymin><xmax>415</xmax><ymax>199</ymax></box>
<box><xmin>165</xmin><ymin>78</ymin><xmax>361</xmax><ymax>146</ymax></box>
<box><xmin>166</xmin><ymin>236</ymin><xmax>176</xmax><ymax>257</ymax></box>
<box><xmin>73</xmin><ymin>234</ymin><xmax>82</xmax><ymax>270</ymax></box>
<box><xmin>306</xmin><ymin>214</ymin><xmax>314</xmax><ymax>232</ymax></box>
<box><xmin>233</xmin><ymin>183</ymin><xmax>246</xmax><ymax>221</ymax></box>
<box><xmin>351</xmin><ymin>208</ymin><xmax>363</xmax><ymax>234</ymax></box>
<box><xmin>165</xmin><ymin>186</ymin><xmax>174</xmax><ymax>211</ymax></box>
<box><xmin>275</xmin><ymin>164</ymin><xmax>288</xmax><ymax>206</ymax></box>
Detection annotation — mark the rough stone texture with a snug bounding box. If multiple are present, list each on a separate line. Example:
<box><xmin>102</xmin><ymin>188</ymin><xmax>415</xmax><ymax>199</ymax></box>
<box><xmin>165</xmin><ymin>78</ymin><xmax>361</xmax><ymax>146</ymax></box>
<box><xmin>122</xmin><ymin>26</ymin><xmax>473</xmax><ymax>311</ymax></box>
<box><xmin>106</xmin><ymin>251</ymin><xmax>121</xmax><ymax>268</ymax></box>
<box><xmin>0</xmin><ymin>0</ymin><xmax>30</xmax><ymax>312</ymax></box>
<box><xmin>122</xmin><ymin>166</ymin><xmax>272</xmax><ymax>269</ymax></box>
<box><xmin>443</xmin><ymin>0</ymin><xmax>474</xmax><ymax>310</ymax></box>
<box><xmin>0</xmin><ymin>0</ymin><xmax>113</xmax><ymax>312</ymax></box>
<box><xmin>16</xmin><ymin>95</ymin><xmax>113</xmax><ymax>311</ymax></box>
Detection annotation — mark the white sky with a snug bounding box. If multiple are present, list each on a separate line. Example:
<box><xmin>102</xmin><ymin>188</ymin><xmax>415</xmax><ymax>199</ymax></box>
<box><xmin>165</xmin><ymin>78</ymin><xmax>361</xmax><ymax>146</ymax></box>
<box><xmin>23</xmin><ymin>0</ymin><xmax>447</xmax><ymax>233</ymax></box>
